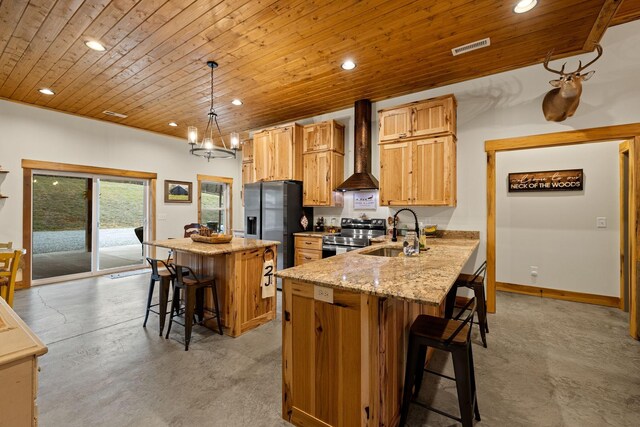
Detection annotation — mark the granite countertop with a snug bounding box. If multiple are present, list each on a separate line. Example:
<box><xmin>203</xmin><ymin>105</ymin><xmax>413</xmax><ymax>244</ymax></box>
<box><xmin>276</xmin><ymin>232</ymin><xmax>480</xmax><ymax>306</ymax></box>
<box><xmin>293</xmin><ymin>231</ymin><xmax>331</xmax><ymax>238</ymax></box>
<box><xmin>145</xmin><ymin>237</ymin><xmax>280</xmax><ymax>256</ymax></box>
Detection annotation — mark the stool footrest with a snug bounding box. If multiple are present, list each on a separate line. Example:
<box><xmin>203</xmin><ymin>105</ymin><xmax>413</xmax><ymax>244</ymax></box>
<box><xmin>411</xmin><ymin>400</ymin><xmax>462</xmax><ymax>423</ymax></box>
<box><xmin>424</xmin><ymin>368</ymin><xmax>456</xmax><ymax>382</ymax></box>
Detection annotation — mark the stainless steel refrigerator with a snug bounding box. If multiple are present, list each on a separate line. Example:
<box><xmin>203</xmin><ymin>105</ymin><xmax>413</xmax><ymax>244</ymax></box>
<box><xmin>244</xmin><ymin>181</ymin><xmax>311</xmax><ymax>288</ymax></box>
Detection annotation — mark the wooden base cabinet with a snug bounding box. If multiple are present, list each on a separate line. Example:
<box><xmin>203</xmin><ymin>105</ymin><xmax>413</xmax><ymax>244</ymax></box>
<box><xmin>282</xmin><ymin>280</ymin><xmax>442</xmax><ymax>427</ymax></box>
<box><xmin>380</xmin><ymin>135</ymin><xmax>456</xmax><ymax>206</ymax></box>
<box><xmin>294</xmin><ymin>236</ymin><xmax>323</xmax><ymax>266</ymax></box>
<box><xmin>0</xmin><ymin>298</ymin><xmax>47</xmax><ymax>427</ymax></box>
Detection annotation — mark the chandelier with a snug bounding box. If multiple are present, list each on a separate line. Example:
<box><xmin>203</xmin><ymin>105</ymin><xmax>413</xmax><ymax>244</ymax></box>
<box><xmin>187</xmin><ymin>61</ymin><xmax>239</xmax><ymax>161</ymax></box>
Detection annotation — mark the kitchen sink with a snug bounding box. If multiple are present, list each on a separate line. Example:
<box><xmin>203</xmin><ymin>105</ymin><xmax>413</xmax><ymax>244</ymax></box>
<box><xmin>362</xmin><ymin>247</ymin><xmax>405</xmax><ymax>257</ymax></box>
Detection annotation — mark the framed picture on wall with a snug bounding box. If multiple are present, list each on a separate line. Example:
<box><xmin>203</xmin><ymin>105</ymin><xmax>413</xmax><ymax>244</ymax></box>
<box><xmin>164</xmin><ymin>180</ymin><xmax>192</xmax><ymax>203</ymax></box>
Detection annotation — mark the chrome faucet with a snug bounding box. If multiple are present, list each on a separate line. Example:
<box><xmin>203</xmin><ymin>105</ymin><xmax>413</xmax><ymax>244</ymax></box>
<box><xmin>391</xmin><ymin>208</ymin><xmax>420</xmax><ymax>242</ymax></box>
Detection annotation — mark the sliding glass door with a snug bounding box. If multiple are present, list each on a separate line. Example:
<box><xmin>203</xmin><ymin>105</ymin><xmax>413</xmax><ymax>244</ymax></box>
<box><xmin>31</xmin><ymin>172</ymin><xmax>150</xmax><ymax>284</ymax></box>
<box><xmin>32</xmin><ymin>174</ymin><xmax>93</xmax><ymax>280</ymax></box>
<box><xmin>97</xmin><ymin>179</ymin><xmax>146</xmax><ymax>271</ymax></box>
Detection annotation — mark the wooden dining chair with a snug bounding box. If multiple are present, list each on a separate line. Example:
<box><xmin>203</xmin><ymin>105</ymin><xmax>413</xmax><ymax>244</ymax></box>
<box><xmin>0</xmin><ymin>241</ymin><xmax>12</xmax><ymax>270</ymax></box>
<box><xmin>0</xmin><ymin>250</ymin><xmax>22</xmax><ymax>307</ymax></box>
<box><xmin>183</xmin><ymin>223</ymin><xmax>201</xmax><ymax>237</ymax></box>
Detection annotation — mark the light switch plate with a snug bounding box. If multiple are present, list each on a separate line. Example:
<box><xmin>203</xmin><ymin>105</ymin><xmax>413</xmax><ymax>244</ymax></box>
<box><xmin>314</xmin><ymin>285</ymin><xmax>334</xmax><ymax>304</ymax></box>
<box><xmin>596</xmin><ymin>217</ymin><xmax>607</xmax><ymax>228</ymax></box>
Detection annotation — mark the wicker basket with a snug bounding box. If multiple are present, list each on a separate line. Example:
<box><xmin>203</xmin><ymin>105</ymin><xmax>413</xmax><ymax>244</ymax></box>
<box><xmin>190</xmin><ymin>234</ymin><xmax>233</xmax><ymax>244</ymax></box>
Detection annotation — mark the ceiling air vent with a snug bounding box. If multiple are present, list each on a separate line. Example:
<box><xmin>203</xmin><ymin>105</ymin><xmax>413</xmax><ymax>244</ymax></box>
<box><xmin>451</xmin><ymin>38</ymin><xmax>491</xmax><ymax>56</ymax></box>
<box><xmin>103</xmin><ymin>110</ymin><xmax>128</xmax><ymax>118</ymax></box>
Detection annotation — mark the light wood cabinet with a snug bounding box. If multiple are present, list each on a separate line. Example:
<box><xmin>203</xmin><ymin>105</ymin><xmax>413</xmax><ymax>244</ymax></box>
<box><xmin>294</xmin><ymin>236</ymin><xmax>323</xmax><ymax>266</ymax></box>
<box><xmin>379</xmin><ymin>136</ymin><xmax>456</xmax><ymax>206</ymax></box>
<box><xmin>302</xmin><ymin>151</ymin><xmax>344</xmax><ymax>207</ymax></box>
<box><xmin>0</xmin><ymin>298</ymin><xmax>47</xmax><ymax>427</ymax></box>
<box><xmin>303</xmin><ymin>120</ymin><xmax>344</xmax><ymax>154</ymax></box>
<box><xmin>379</xmin><ymin>94</ymin><xmax>457</xmax><ymax>143</ymax></box>
<box><xmin>241</xmin><ymin>161</ymin><xmax>254</xmax><ymax>207</ymax></box>
<box><xmin>252</xmin><ymin>124</ymin><xmax>303</xmax><ymax>182</ymax></box>
<box><xmin>242</xmin><ymin>139</ymin><xmax>253</xmax><ymax>163</ymax></box>
<box><xmin>301</xmin><ymin>120</ymin><xmax>345</xmax><ymax>207</ymax></box>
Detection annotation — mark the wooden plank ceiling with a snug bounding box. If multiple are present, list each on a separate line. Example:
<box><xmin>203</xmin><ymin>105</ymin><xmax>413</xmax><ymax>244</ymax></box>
<box><xmin>0</xmin><ymin>0</ymin><xmax>635</xmax><ymax>142</ymax></box>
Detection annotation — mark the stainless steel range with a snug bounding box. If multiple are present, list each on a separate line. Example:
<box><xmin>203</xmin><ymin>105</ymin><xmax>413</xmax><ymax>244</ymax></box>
<box><xmin>322</xmin><ymin>218</ymin><xmax>387</xmax><ymax>258</ymax></box>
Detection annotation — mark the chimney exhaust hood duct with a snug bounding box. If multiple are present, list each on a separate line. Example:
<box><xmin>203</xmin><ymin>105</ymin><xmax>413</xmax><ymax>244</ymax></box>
<box><xmin>336</xmin><ymin>99</ymin><xmax>380</xmax><ymax>191</ymax></box>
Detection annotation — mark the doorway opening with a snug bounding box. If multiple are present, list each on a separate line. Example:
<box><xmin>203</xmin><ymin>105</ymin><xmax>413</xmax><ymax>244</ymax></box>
<box><xmin>485</xmin><ymin>124</ymin><xmax>640</xmax><ymax>339</ymax></box>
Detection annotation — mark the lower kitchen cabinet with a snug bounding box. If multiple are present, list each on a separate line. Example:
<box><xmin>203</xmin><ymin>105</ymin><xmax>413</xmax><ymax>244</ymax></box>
<box><xmin>379</xmin><ymin>135</ymin><xmax>456</xmax><ymax>206</ymax></box>
<box><xmin>294</xmin><ymin>235</ymin><xmax>323</xmax><ymax>266</ymax></box>
<box><xmin>0</xmin><ymin>298</ymin><xmax>47</xmax><ymax>427</ymax></box>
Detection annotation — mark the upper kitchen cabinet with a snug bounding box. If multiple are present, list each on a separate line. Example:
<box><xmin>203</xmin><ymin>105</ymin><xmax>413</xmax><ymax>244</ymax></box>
<box><xmin>379</xmin><ymin>136</ymin><xmax>456</xmax><ymax>207</ymax></box>
<box><xmin>242</xmin><ymin>139</ymin><xmax>254</xmax><ymax>163</ymax></box>
<box><xmin>302</xmin><ymin>120</ymin><xmax>345</xmax><ymax>154</ymax></box>
<box><xmin>301</xmin><ymin>120</ymin><xmax>345</xmax><ymax>207</ymax></box>
<box><xmin>252</xmin><ymin>123</ymin><xmax>303</xmax><ymax>182</ymax></box>
<box><xmin>302</xmin><ymin>151</ymin><xmax>344</xmax><ymax>207</ymax></box>
<box><xmin>378</xmin><ymin>94</ymin><xmax>457</xmax><ymax>142</ymax></box>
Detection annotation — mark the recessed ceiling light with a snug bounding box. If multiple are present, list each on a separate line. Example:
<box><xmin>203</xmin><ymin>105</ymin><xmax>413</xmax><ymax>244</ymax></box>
<box><xmin>168</xmin><ymin>122</ymin><xmax>178</xmax><ymax>127</ymax></box>
<box><xmin>341</xmin><ymin>60</ymin><xmax>356</xmax><ymax>70</ymax></box>
<box><xmin>231</xmin><ymin>99</ymin><xmax>243</xmax><ymax>106</ymax></box>
<box><xmin>514</xmin><ymin>0</ymin><xmax>537</xmax><ymax>13</ymax></box>
<box><xmin>85</xmin><ymin>40</ymin><xmax>106</xmax><ymax>51</ymax></box>
<box><xmin>39</xmin><ymin>88</ymin><xmax>55</xmax><ymax>95</ymax></box>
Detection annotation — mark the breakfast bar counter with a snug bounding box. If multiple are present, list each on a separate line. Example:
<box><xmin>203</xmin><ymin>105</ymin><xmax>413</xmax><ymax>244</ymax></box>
<box><xmin>146</xmin><ymin>237</ymin><xmax>279</xmax><ymax>338</ymax></box>
<box><xmin>276</xmin><ymin>231</ymin><xmax>479</xmax><ymax>427</ymax></box>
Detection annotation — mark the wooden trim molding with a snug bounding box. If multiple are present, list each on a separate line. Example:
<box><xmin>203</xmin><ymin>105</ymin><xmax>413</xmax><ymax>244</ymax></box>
<box><xmin>22</xmin><ymin>168</ymin><xmax>32</xmax><ymax>288</ymax></box>
<box><xmin>496</xmin><ymin>282</ymin><xmax>620</xmax><ymax>308</ymax></box>
<box><xmin>21</xmin><ymin>159</ymin><xmax>157</xmax><ymax>179</ymax></box>
<box><xmin>197</xmin><ymin>174</ymin><xmax>234</xmax><ymax>232</ymax></box>
<box><xmin>485</xmin><ymin>123</ymin><xmax>640</xmax><ymax>152</ymax></box>
<box><xmin>485</xmin><ymin>124</ymin><xmax>640</xmax><ymax>340</ymax></box>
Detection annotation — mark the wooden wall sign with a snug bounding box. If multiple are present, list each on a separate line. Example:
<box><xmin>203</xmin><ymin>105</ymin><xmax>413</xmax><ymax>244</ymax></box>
<box><xmin>508</xmin><ymin>169</ymin><xmax>583</xmax><ymax>192</ymax></box>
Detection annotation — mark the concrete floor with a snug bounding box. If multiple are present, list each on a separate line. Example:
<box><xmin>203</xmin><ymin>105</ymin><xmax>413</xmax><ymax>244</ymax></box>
<box><xmin>12</xmin><ymin>274</ymin><xmax>640</xmax><ymax>427</ymax></box>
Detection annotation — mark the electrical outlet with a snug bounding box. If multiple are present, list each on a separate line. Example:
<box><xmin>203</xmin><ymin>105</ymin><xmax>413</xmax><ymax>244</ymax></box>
<box><xmin>596</xmin><ymin>217</ymin><xmax>607</xmax><ymax>228</ymax></box>
<box><xmin>158</xmin><ymin>213</ymin><xmax>168</xmax><ymax>221</ymax></box>
<box><xmin>314</xmin><ymin>285</ymin><xmax>334</xmax><ymax>304</ymax></box>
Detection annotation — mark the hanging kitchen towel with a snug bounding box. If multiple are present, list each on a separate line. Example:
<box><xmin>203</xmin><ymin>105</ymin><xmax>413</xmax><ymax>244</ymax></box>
<box><xmin>336</xmin><ymin>247</ymin><xmax>348</xmax><ymax>255</ymax></box>
<box><xmin>261</xmin><ymin>248</ymin><xmax>276</xmax><ymax>299</ymax></box>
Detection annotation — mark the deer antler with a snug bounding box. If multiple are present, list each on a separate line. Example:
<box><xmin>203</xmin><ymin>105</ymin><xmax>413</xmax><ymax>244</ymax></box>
<box><xmin>543</xmin><ymin>49</ymin><xmax>566</xmax><ymax>75</ymax></box>
<box><xmin>576</xmin><ymin>44</ymin><xmax>603</xmax><ymax>73</ymax></box>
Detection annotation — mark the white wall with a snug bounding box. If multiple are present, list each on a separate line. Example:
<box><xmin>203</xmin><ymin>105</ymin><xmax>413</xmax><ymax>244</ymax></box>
<box><xmin>0</xmin><ymin>101</ymin><xmax>243</xmax><ymax>248</ymax></box>
<box><xmin>282</xmin><ymin>21</ymin><xmax>640</xmax><ymax>296</ymax></box>
<box><xmin>497</xmin><ymin>143</ymin><xmax>620</xmax><ymax>296</ymax></box>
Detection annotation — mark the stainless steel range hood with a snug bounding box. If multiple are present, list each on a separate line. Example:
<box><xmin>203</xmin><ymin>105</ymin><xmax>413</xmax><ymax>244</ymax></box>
<box><xmin>336</xmin><ymin>99</ymin><xmax>379</xmax><ymax>191</ymax></box>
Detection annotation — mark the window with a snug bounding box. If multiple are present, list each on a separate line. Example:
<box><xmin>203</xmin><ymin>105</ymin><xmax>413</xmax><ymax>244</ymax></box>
<box><xmin>198</xmin><ymin>175</ymin><xmax>232</xmax><ymax>234</ymax></box>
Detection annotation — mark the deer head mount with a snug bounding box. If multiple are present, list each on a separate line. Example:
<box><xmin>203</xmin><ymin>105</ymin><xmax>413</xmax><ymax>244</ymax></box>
<box><xmin>542</xmin><ymin>44</ymin><xmax>603</xmax><ymax>122</ymax></box>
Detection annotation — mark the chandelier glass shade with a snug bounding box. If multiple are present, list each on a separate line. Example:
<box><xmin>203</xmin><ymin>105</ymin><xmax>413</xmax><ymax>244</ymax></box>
<box><xmin>187</xmin><ymin>61</ymin><xmax>239</xmax><ymax>161</ymax></box>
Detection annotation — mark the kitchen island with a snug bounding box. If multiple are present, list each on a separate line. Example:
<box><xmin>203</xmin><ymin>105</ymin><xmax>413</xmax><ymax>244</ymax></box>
<box><xmin>146</xmin><ymin>237</ymin><xmax>279</xmax><ymax>338</ymax></box>
<box><xmin>276</xmin><ymin>231</ymin><xmax>479</xmax><ymax>427</ymax></box>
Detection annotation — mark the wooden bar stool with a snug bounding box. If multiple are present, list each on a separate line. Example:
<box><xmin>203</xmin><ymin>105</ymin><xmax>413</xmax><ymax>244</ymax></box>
<box><xmin>0</xmin><ymin>250</ymin><xmax>21</xmax><ymax>307</ymax></box>
<box><xmin>445</xmin><ymin>261</ymin><xmax>489</xmax><ymax>347</ymax></box>
<box><xmin>400</xmin><ymin>298</ymin><xmax>480</xmax><ymax>427</ymax></box>
<box><xmin>143</xmin><ymin>258</ymin><xmax>176</xmax><ymax>335</ymax></box>
<box><xmin>165</xmin><ymin>264</ymin><xmax>223</xmax><ymax>351</ymax></box>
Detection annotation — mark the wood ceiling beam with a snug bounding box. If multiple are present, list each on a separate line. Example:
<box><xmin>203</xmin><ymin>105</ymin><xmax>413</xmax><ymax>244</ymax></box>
<box><xmin>583</xmin><ymin>0</ymin><xmax>625</xmax><ymax>50</ymax></box>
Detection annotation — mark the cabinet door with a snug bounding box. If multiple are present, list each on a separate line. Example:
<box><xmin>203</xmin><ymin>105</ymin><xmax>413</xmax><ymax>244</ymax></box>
<box><xmin>379</xmin><ymin>141</ymin><xmax>412</xmax><ymax>205</ymax></box>
<box><xmin>412</xmin><ymin>97</ymin><xmax>455</xmax><ymax>137</ymax></box>
<box><xmin>273</xmin><ymin>127</ymin><xmax>294</xmax><ymax>180</ymax></box>
<box><xmin>379</xmin><ymin>107</ymin><xmax>412</xmax><ymax>142</ymax></box>
<box><xmin>412</xmin><ymin>136</ymin><xmax>456</xmax><ymax>206</ymax></box>
<box><xmin>253</xmin><ymin>130</ymin><xmax>272</xmax><ymax>181</ymax></box>
<box><xmin>302</xmin><ymin>154</ymin><xmax>319</xmax><ymax>205</ymax></box>
<box><xmin>283</xmin><ymin>281</ymin><xmax>362</xmax><ymax>426</ymax></box>
<box><xmin>242</xmin><ymin>139</ymin><xmax>254</xmax><ymax>163</ymax></box>
<box><xmin>315</xmin><ymin>151</ymin><xmax>332</xmax><ymax>205</ymax></box>
<box><xmin>241</xmin><ymin>161</ymin><xmax>254</xmax><ymax>207</ymax></box>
